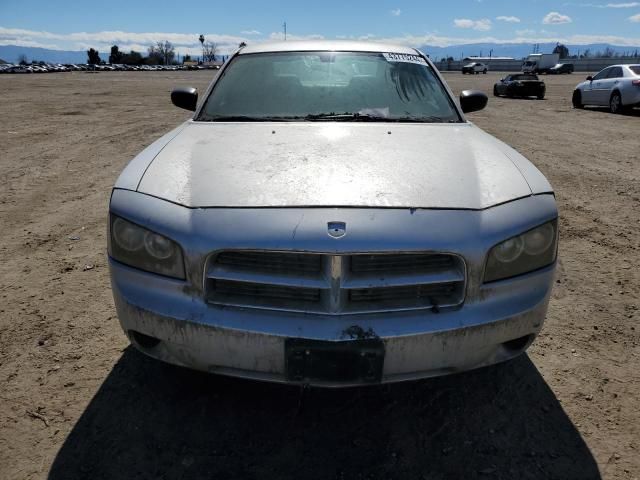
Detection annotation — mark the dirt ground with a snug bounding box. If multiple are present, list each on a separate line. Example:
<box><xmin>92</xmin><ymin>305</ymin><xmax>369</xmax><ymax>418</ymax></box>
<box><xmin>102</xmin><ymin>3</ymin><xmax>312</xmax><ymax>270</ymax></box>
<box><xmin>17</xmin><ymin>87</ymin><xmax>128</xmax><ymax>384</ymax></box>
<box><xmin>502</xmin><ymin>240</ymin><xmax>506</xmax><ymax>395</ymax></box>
<box><xmin>0</xmin><ymin>69</ymin><xmax>638</xmax><ymax>480</ymax></box>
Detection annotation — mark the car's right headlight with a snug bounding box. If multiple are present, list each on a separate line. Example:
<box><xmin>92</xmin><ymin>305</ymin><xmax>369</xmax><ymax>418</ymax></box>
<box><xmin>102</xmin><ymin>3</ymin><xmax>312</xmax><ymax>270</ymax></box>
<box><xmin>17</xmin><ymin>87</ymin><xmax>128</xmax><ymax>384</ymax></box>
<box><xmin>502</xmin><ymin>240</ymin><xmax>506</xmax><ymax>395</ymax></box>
<box><xmin>484</xmin><ymin>219</ymin><xmax>558</xmax><ymax>283</ymax></box>
<box><xmin>108</xmin><ymin>215</ymin><xmax>185</xmax><ymax>279</ymax></box>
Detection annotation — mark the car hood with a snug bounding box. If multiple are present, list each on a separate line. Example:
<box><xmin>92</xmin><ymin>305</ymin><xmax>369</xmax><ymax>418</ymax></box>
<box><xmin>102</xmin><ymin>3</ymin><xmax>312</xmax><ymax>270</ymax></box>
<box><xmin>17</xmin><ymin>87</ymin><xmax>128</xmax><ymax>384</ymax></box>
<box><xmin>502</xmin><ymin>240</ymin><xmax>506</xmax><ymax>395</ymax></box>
<box><xmin>135</xmin><ymin>122</ymin><xmax>541</xmax><ymax>209</ymax></box>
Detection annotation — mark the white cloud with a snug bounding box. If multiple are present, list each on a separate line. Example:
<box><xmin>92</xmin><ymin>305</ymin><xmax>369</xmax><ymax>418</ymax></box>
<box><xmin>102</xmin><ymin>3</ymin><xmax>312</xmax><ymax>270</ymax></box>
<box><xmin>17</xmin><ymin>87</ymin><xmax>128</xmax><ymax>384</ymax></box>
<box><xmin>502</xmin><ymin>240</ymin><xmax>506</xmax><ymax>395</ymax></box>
<box><xmin>496</xmin><ymin>15</ymin><xmax>521</xmax><ymax>23</ymax></box>
<box><xmin>2</xmin><ymin>26</ymin><xmax>640</xmax><ymax>56</ymax></box>
<box><xmin>630</xmin><ymin>13</ymin><xmax>640</xmax><ymax>20</ymax></box>
<box><xmin>240</xmin><ymin>30</ymin><xmax>261</xmax><ymax>35</ymax></box>
<box><xmin>390</xmin><ymin>9</ymin><xmax>402</xmax><ymax>16</ymax></box>
<box><xmin>0</xmin><ymin>26</ymin><xmax>250</xmax><ymax>56</ymax></box>
<box><xmin>268</xmin><ymin>32</ymin><xmax>325</xmax><ymax>41</ymax></box>
<box><xmin>516</xmin><ymin>29</ymin><xmax>537</xmax><ymax>36</ymax></box>
<box><xmin>543</xmin><ymin>12</ymin><xmax>573</xmax><ymax>24</ymax></box>
<box><xmin>453</xmin><ymin>18</ymin><xmax>492</xmax><ymax>31</ymax></box>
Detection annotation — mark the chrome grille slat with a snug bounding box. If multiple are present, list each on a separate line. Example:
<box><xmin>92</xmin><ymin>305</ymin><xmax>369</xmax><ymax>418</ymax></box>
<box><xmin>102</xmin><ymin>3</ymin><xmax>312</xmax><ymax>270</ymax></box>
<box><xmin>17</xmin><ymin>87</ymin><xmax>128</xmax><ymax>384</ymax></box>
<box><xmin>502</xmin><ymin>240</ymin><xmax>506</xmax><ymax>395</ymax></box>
<box><xmin>343</xmin><ymin>269</ymin><xmax>464</xmax><ymax>289</ymax></box>
<box><xmin>208</xmin><ymin>264</ymin><xmax>328</xmax><ymax>289</ymax></box>
<box><xmin>206</xmin><ymin>251</ymin><xmax>466</xmax><ymax>314</ymax></box>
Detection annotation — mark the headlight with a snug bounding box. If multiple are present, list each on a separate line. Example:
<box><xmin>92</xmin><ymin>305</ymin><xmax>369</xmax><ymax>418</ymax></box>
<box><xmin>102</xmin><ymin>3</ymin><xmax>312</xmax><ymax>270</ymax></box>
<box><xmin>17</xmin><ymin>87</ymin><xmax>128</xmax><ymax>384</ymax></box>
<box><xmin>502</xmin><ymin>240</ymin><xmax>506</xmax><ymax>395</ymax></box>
<box><xmin>484</xmin><ymin>220</ymin><xmax>558</xmax><ymax>283</ymax></box>
<box><xmin>109</xmin><ymin>215</ymin><xmax>185</xmax><ymax>279</ymax></box>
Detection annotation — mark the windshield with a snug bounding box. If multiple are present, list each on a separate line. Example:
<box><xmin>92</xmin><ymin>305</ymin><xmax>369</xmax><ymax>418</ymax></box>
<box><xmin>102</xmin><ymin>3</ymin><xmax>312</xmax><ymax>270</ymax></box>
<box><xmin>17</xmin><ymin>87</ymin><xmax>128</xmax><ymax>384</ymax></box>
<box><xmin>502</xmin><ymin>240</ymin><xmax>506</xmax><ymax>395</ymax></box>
<box><xmin>197</xmin><ymin>51</ymin><xmax>461</xmax><ymax>123</ymax></box>
<box><xmin>512</xmin><ymin>74</ymin><xmax>538</xmax><ymax>81</ymax></box>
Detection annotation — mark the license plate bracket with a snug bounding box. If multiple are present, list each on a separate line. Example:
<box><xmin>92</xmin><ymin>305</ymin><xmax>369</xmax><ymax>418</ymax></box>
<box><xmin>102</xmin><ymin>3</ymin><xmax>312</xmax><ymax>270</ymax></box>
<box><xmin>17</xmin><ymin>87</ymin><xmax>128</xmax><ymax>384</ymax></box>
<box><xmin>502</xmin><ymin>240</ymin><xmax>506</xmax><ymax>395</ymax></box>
<box><xmin>285</xmin><ymin>338</ymin><xmax>384</xmax><ymax>384</ymax></box>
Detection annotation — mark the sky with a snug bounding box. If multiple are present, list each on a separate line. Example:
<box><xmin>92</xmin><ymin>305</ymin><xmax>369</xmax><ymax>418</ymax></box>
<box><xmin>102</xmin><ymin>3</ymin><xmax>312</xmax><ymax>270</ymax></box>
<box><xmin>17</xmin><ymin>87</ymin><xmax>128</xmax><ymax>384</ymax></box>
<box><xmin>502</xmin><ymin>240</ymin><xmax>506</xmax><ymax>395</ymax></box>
<box><xmin>1</xmin><ymin>0</ymin><xmax>639</xmax><ymax>56</ymax></box>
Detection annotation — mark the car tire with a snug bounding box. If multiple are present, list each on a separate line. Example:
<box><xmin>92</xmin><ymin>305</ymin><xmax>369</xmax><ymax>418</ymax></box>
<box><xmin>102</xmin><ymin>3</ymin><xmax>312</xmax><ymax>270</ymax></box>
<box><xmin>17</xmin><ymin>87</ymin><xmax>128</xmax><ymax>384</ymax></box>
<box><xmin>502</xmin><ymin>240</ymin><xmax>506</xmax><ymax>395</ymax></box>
<box><xmin>609</xmin><ymin>91</ymin><xmax>624</xmax><ymax>114</ymax></box>
<box><xmin>493</xmin><ymin>86</ymin><xmax>499</xmax><ymax>97</ymax></box>
<box><xmin>483</xmin><ymin>70</ymin><xmax>487</xmax><ymax>74</ymax></box>
<box><xmin>537</xmin><ymin>93</ymin><xmax>545</xmax><ymax>100</ymax></box>
<box><xmin>572</xmin><ymin>90</ymin><xmax>584</xmax><ymax>109</ymax></box>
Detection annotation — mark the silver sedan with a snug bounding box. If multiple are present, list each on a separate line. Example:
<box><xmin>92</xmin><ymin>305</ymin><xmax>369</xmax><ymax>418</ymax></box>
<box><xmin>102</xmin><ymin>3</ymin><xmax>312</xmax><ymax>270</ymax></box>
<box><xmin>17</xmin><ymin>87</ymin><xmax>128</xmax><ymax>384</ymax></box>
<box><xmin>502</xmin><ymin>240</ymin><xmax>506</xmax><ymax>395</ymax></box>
<box><xmin>108</xmin><ymin>41</ymin><xmax>558</xmax><ymax>386</ymax></box>
<box><xmin>572</xmin><ymin>64</ymin><xmax>640</xmax><ymax>113</ymax></box>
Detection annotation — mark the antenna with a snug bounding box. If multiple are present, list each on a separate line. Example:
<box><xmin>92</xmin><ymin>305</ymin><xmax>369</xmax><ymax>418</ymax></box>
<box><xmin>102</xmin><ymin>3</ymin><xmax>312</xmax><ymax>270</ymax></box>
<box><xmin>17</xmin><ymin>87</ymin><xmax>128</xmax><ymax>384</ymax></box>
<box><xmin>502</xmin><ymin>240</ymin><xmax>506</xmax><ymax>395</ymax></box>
<box><xmin>283</xmin><ymin>21</ymin><xmax>287</xmax><ymax>40</ymax></box>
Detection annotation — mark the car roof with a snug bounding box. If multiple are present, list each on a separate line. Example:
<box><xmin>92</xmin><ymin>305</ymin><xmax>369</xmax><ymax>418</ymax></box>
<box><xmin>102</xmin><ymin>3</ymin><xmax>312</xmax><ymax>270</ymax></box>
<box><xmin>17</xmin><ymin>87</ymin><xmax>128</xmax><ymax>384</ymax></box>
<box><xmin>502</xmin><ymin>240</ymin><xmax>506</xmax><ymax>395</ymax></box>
<box><xmin>239</xmin><ymin>40</ymin><xmax>419</xmax><ymax>55</ymax></box>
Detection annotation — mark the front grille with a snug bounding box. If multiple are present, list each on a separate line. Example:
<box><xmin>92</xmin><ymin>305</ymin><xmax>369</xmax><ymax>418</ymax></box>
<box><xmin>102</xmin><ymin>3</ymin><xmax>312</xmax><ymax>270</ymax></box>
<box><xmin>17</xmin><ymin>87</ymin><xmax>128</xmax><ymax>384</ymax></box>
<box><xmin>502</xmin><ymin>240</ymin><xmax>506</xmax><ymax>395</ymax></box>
<box><xmin>351</xmin><ymin>253</ymin><xmax>455</xmax><ymax>274</ymax></box>
<box><xmin>213</xmin><ymin>279</ymin><xmax>322</xmax><ymax>302</ymax></box>
<box><xmin>349</xmin><ymin>283</ymin><xmax>458</xmax><ymax>303</ymax></box>
<box><xmin>215</xmin><ymin>251</ymin><xmax>322</xmax><ymax>274</ymax></box>
<box><xmin>205</xmin><ymin>251</ymin><xmax>466</xmax><ymax>314</ymax></box>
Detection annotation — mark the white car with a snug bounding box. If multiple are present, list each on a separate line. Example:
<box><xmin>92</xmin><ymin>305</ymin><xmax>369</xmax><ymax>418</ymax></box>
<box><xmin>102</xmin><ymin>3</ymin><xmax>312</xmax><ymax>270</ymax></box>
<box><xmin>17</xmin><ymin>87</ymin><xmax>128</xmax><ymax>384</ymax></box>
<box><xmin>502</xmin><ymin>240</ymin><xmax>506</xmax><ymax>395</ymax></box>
<box><xmin>572</xmin><ymin>64</ymin><xmax>640</xmax><ymax>114</ymax></box>
<box><xmin>109</xmin><ymin>41</ymin><xmax>558</xmax><ymax>386</ymax></box>
<box><xmin>462</xmin><ymin>62</ymin><xmax>488</xmax><ymax>75</ymax></box>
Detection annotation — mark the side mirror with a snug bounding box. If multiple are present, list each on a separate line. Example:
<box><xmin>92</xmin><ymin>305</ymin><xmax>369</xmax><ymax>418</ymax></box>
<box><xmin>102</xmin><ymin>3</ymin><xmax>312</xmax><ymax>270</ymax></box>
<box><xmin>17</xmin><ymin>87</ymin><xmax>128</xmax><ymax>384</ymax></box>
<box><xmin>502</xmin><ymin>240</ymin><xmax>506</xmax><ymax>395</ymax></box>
<box><xmin>460</xmin><ymin>90</ymin><xmax>488</xmax><ymax>114</ymax></box>
<box><xmin>171</xmin><ymin>87</ymin><xmax>198</xmax><ymax>111</ymax></box>
<box><xmin>586</xmin><ymin>76</ymin><xmax>593</xmax><ymax>81</ymax></box>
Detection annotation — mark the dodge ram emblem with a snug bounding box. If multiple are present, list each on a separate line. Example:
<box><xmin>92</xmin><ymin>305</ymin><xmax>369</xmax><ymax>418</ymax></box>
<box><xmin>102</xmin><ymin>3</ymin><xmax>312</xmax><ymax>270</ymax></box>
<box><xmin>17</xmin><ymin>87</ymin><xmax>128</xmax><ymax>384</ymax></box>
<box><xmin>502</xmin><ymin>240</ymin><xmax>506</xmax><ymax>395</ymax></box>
<box><xmin>328</xmin><ymin>221</ymin><xmax>346</xmax><ymax>238</ymax></box>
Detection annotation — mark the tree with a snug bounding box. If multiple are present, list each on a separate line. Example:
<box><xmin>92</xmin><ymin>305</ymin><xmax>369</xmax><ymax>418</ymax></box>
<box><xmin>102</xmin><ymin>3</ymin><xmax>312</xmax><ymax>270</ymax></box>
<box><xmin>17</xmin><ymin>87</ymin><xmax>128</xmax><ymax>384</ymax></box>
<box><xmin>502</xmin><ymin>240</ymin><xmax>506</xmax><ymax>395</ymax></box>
<box><xmin>18</xmin><ymin>54</ymin><xmax>28</xmax><ymax>65</ymax></box>
<box><xmin>121</xmin><ymin>50</ymin><xmax>143</xmax><ymax>65</ymax></box>
<box><xmin>602</xmin><ymin>47</ymin><xmax>615</xmax><ymax>58</ymax></box>
<box><xmin>202</xmin><ymin>41</ymin><xmax>217</xmax><ymax>62</ymax></box>
<box><xmin>109</xmin><ymin>45</ymin><xmax>123</xmax><ymax>64</ymax></box>
<box><xmin>553</xmin><ymin>43</ymin><xmax>569</xmax><ymax>59</ymax></box>
<box><xmin>87</xmin><ymin>48</ymin><xmax>101</xmax><ymax>64</ymax></box>
<box><xmin>148</xmin><ymin>41</ymin><xmax>175</xmax><ymax>65</ymax></box>
<box><xmin>183</xmin><ymin>54</ymin><xmax>192</xmax><ymax>62</ymax></box>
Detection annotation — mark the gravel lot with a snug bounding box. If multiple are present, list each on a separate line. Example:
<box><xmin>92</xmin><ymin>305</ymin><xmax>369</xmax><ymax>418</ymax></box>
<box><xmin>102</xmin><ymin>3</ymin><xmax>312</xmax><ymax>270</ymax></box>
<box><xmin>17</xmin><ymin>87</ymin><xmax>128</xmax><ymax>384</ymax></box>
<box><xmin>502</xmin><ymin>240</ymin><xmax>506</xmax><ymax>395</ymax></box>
<box><xmin>0</xmin><ymin>70</ymin><xmax>638</xmax><ymax>480</ymax></box>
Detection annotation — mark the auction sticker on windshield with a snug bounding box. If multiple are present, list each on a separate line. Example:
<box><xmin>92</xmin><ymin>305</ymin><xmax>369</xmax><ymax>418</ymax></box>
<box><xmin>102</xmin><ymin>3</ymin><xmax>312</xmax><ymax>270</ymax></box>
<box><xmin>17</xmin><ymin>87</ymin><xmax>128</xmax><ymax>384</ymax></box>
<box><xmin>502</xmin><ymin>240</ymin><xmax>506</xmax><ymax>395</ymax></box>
<box><xmin>383</xmin><ymin>53</ymin><xmax>427</xmax><ymax>65</ymax></box>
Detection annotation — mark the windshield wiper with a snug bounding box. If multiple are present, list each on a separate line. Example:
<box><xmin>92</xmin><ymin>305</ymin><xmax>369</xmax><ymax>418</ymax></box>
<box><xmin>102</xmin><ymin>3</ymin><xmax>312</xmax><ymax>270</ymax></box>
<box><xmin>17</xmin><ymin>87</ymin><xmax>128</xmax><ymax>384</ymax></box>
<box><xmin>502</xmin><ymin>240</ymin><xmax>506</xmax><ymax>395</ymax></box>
<box><xmin>198</xmin><ymin>113</ymin><xmax>459</xmax><ymax>123</ymax></box>
<box><xmin>303</xmin><ymin>113</ymin><xmax>455</xmax><ymax>123</ymax></box>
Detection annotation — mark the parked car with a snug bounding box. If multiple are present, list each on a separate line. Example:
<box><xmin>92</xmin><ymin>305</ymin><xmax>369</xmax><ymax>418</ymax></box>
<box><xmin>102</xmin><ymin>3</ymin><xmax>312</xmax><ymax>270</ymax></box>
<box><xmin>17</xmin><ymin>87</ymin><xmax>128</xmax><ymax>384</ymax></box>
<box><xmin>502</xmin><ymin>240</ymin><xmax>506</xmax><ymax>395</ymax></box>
<box><xmin>109</xmin><ymin>41</ymin><xmax>558</xmax><ymax>387</ymax></box>
<box><xmin>494</xmin><ymin>73</ymin><xmax>546</xmax><ymax>99</ymax></box>
<box><xmin>8</xmin><ymin>65</ymin><xmax>32</xmax><ymax>73</ymax></box>
<box><xmin>549</xmin><ymin>63</ymin><xmax>574</xmax><ymax>75</ymax></box>
<box><xmin>572</xmin><ymin>64</ymin><xmax>640</xmax><ymax>114</ymax></box>
<box><xmin>462</xmin><ymin>62</ymin><xmax>488</xmax><ymax>74</ymax></box>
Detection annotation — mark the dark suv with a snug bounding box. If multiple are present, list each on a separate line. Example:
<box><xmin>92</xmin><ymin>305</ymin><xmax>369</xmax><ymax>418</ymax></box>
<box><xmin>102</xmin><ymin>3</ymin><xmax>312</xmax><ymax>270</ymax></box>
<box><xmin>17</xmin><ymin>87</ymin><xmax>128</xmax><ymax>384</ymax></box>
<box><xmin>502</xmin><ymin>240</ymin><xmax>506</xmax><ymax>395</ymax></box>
<box><xmin>549</xmin><ymin>64</ymin><xmax>574</xmax><ymax>74</ymax></box>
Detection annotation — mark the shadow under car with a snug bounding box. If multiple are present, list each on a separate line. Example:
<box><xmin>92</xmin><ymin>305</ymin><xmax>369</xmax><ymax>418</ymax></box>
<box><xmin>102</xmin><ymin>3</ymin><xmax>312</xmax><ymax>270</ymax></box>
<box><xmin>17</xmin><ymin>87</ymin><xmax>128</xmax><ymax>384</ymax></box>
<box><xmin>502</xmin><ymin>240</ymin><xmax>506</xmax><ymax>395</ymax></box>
<box><xmin>48</xmin><ymin>348</ymin><xmax>601</xmax><ymax>480</ymax></box>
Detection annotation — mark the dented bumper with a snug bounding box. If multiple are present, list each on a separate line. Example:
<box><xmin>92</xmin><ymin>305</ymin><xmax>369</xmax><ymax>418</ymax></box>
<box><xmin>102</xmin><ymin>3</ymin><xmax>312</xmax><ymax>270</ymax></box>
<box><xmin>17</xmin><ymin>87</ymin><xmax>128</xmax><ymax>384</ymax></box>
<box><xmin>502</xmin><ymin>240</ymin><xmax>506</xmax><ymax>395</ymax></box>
<box><xmin>110</xmin><ymin>257</ymin><xmax>554</xmax><ymax>387</ymax></box>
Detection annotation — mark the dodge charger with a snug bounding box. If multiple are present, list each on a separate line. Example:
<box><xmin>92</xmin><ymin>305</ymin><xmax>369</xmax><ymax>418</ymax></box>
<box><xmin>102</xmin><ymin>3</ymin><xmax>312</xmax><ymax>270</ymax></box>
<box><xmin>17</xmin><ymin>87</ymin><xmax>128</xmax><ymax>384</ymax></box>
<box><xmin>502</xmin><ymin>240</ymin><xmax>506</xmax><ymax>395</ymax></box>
<box><xmin>108</xmin><ymin>41</ymin><xmax>558</xmax><ymax>386</ymax></box>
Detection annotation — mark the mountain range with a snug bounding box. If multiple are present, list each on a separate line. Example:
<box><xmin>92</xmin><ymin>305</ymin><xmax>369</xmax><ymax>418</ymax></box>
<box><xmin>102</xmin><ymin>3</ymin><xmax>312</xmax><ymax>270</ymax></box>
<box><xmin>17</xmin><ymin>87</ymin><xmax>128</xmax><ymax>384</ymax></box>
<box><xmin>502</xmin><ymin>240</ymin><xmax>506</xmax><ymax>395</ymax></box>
<box><xmin>1</xmin><ymin>42</ymin><xmax>639</xmax><ymax>64</ymax></box>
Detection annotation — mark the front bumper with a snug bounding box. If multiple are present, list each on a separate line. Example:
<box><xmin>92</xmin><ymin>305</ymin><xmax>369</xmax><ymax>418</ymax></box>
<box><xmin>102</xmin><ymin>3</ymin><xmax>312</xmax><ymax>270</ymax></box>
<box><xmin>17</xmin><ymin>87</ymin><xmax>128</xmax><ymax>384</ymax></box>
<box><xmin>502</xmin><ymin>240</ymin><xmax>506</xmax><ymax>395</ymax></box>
<box><xmin>111</xmin><ymin>257</ymin><xmax>554</xmax><ymax>386</ymax></box>
<box><xmin>108</xmin><ymin>190</ymin><xmax>557</xmax><ymax>386</ymax></box>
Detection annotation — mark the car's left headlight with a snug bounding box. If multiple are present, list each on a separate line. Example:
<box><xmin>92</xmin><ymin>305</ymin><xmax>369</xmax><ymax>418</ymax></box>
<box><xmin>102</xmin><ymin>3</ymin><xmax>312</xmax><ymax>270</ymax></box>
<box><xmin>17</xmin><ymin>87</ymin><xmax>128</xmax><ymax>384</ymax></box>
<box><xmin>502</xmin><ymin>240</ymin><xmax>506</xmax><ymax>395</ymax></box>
<box><xmin>108</xmin><ymin>215</ymin><xmax>185</xmax><ymax>279</ymax></box>
<box><xmin>484</xmin><ymin>219</ymin><xmax>558</xmax><ymax>283</ymax></box>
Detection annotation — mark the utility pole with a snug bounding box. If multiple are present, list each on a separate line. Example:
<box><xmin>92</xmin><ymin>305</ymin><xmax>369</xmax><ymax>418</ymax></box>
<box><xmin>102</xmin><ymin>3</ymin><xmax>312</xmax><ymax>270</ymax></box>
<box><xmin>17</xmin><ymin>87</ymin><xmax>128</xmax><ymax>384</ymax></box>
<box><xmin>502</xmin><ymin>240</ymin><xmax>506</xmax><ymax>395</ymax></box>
<box><xmin>199</xmin><ymin>34</ymin><xmax>205</xmax><ymax>63</ymax></box>
<box><xmin>283</xmin><ymin>21</ymin><xmax>287</xmax><ymax>41</ymax></box>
